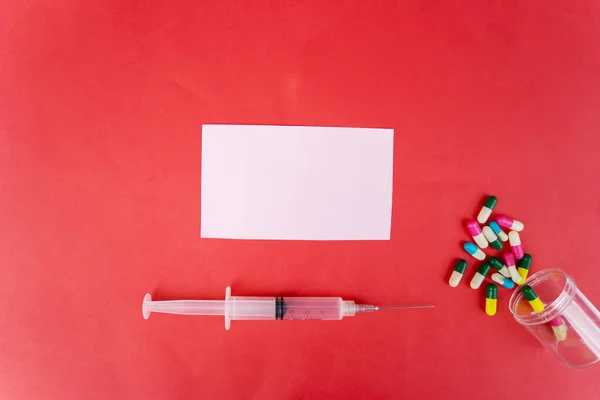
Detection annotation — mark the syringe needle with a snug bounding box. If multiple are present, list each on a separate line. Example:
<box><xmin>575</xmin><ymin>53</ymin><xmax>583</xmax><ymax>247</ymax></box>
<box><xmin>376</xmin><ymin>305</ymin><xmax>435</xmax><ymax>310</ymax></box>
<box><xmin>355</xmin><ymin>304</ymin><xmax>435</xmax><ymax>313</ymax></box>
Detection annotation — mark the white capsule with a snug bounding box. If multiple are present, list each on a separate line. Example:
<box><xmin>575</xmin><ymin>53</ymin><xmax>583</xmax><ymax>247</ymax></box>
<box><xmin>508</xmin><ymin>231</ymin><xmax>524</xmax><ymax>261</ymax></box>
<box><xmin>470</xmin><ymin>273</ymin><xmax>485</xmax><ymax>290</ymax></box>
<box><xmin>466</xmin><ymin>221</ymin><xmax>489</xmax><ymax>249</ymax></box>
<box><xmin>471</xmin><ymin>248</ymin><xmax>486</xmax><ymax>261</ymax></box>
<box><xmin>489</xmin><ymin>221</ymin><xmax>509</xmax><ymax>242</ymax></box>
<box><xmin>449</xmin><ymin>270</ymin><xmax>463</xmax><ymax>287</ymax></box>
<box><xmin>508</xmin><ymin>268</ymin><xmax>521</xmax><ymax>283</ymax></box>
<box><xmin>477</xmin><ymin>207</ymin><xmax>492</xmax><ymax>224</ymax></box>
<box><xmin>491</xmin><ymin>273</ymin><xmax>515</xmax><ymax>289</ymax></box>
<box><xmin>491</xmin><ymin>273</ymin><xmax>504</xmax><ymax>285</ymax></box>
<box><xmin>497</xmin><ymin>230</ymin><xmax>509</xmax><ymax>242</ymax></box>
<box><xmin>464</xmin><ymin>242</ymin><xmax>486</xmax><ymax>261</ymax></box>
<box><xmin>551</xmin><ymin>323</ymin><xmax>568</xmax><ymax>341</ymax></box>
<box><xmin>508</xmin><ymin>231</ymin><xmax>522</xmax><ymax>246</ymax></box>
<box><xmin>498</xmin><ymin>266</ymin><xmax>511</xmax><ymax>278</ymax></box>
<box><xmin>477</xmin><ymin>196</ymin><xmax>497</xmax><ymax>224</ymax></box>
<box><xmin>482</xmin><ymin>226</ymin><xmax>498</xmax><ymax>242</ymax></box>
<box><xmin>512</xmin><ymin>220</ymin><xmax>525</xmax><ymax>231</ymax></box>
<box><xmin>503</xmin><ymin>251</ymin><xmax>521</xmax><ymax>282</ymax></box>
<box><xmin>473</xmin><ymin>233</ymin><xmax>488</xmax><ymax>249</ymax></box>
<box><xmin>497</xmin><ymin>215</ymin><xmax>524</xmax><ymax>232</ymax></box>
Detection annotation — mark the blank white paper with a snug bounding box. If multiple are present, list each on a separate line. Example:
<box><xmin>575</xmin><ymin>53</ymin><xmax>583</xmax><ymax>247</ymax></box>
<box><xmin>200</xmin><ymin>125</ymin><xmax>394</xmax><ymax>240</ymax></box>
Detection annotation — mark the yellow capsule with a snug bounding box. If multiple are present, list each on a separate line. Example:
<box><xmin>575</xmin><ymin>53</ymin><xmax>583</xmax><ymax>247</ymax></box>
<box><xmin>522</xmin><ymin>285</ymin><xmax>545</xmax><ymax>312</ymax></box>
<box><xmin>517</xmin><ymin>268</ymin><xmax>529</xmax><ymax>285</ymax></box>
<box><xmin>517</xmin><ymin>254</ymin><xmax>532</xmax><ymax>285</ymax></box>
<box><xmin>528</xmin><ymin>297</ymin><xmax>544</xmax><ymax>312</ymax></box>
<box><xmin>485</xmin><ymin>283</ymin><xmax>498</xmax><ymax>316</ymax></box>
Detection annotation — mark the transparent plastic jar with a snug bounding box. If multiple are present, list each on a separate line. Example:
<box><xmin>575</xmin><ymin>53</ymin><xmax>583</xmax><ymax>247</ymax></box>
<box><xmin>509</xmin><ymin>269</ymin><xmax>600</xmax><ymax>369</ymax></box>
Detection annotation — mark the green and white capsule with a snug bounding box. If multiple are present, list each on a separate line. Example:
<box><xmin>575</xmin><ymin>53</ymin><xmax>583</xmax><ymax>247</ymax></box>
<box><xmin>489</xmin><ymin>257</ymin><xmax>510</xmax><ymax>279</ymax></box>
<box><xmin>470</xmin><ymin>261</ymin><xmax>491</xmax><ymax>290</ymax></box>
<box><xmin>477</xmin><ymin>196</ymin><xmax>497</xmax><ymax>224</ymax></box>
<box><xmin>482</xmin><ymin>226</ymin><xmax>503</xmax><ymax>250</ymax></box>
<box><xmin>449</xmin><ymin>259</ymin><xmax>468</xmax><ymax>287</ymax></box>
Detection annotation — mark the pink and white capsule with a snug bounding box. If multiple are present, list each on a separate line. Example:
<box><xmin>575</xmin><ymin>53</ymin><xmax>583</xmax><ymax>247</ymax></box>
<box><xmin>550</xmin><ymin>317</ymin><xmax>568</xmax><ymax>341</ymax></box>
<box><xmin>496</xmin><ymin>215</ymin><xmax>524</xmax><ymax>232</ymax></box>
<box><xmin>503</xmin><ymin>251</ymin><xmax>522</xmax><ymax>283</ymax></box>
<box><xmin>508</xmin><ymin>231</ymin><xmax>524</xmax><ymax>260</ymax></box>
<box><xmin>466</xmin><ymin>220</ymin><xmax>488</xmax><ymax>249</ymax></box>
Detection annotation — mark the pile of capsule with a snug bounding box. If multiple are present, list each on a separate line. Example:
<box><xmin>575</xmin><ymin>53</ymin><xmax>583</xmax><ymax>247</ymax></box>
<box><xmin>448</xmin><ymin>195</ymin><xmax>568</xmax><ymax>341</ymax></box>
<box><xmin>448</xmin><ymin>196</ymin><xmax>532</xmax><ymax>316</ymax></box>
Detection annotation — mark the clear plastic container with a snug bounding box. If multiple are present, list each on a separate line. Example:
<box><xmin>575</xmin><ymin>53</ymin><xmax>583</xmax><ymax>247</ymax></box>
<box><xmin>509</xmin><ymin>269</ymin><xmax>600</xmax><ymax>369</ymax></box>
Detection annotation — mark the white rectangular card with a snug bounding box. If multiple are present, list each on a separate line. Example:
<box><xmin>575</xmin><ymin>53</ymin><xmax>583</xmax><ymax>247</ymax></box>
<box><xmin>201</xmin><ymin>125</ymin><xmax>394</xmax><ymax>240</ymax></box>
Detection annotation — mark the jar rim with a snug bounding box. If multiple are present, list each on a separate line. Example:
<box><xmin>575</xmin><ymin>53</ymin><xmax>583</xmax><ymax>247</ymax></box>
<box><xmin>509</xmin><ymin>268</ymin><xmax>576</xmax><ymax>325</ymax></box>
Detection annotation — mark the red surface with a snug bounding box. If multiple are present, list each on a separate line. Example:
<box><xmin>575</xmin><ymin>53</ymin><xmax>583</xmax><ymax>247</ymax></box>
<box><xmin>2</xmin><ymin>1</ymin><xmax>600</xmax><ymax>399</ymax></box>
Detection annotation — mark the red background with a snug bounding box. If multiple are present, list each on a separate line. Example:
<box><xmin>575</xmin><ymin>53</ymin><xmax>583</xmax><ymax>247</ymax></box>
<box><xmin>2</xmin><ymin>1</ymin><xmax>600</xmax><ymax>399</ymax></box>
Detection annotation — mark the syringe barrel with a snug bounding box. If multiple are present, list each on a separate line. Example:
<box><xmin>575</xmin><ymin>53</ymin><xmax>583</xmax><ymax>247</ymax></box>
<box><xmin>228</xmin><ymin>297</ymin><xmax>355</xmax><ymax>321</ymax></box>
<box><xmin>279</xmin><ymin>297</ymin><xmax>354</xmax><ymax>320</ymax></box>
<box><xmin>228</xmin><ymin>296</ymin><xmax>276</xmax><ymax>320</ymax></box>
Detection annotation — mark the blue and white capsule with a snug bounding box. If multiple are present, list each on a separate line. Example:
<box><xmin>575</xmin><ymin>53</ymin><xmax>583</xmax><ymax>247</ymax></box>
<box><xmin>491</xmin><ymin>273</ymin><xmax>515</xmax><ymax>289</ymax></box>
<box><xmin>489</xmin><ymin>221</ymin><xmax>509</xmax><ymax>242</ymax></box>
<box><xmin>463</xmin><ymin>242</ymin><xmax>486</xmax><ymax>261</ymax></box>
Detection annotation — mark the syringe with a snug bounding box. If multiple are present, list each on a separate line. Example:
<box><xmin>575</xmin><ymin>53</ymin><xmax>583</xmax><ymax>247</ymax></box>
<box><xmin>142</xmin><ymin>286</ymin><xmax>434</xmax><ymax>330</ymax></box>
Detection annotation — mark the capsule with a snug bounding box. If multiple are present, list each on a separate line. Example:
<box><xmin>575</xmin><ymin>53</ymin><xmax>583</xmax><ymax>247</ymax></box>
<box><xmin>496</xmin><ymin>215</ymin><xmax>524</xmax><ymax>232</ymax></box>
<box><xmin>482</xmin><ymin>226</ymin><xmax>503</xmax><ymax>250</ymax></box>
<box><xmin>517</xmin><ymin>254</ymin><xmax>532</xmax><ymax>285</ymax></box>
<box><xmin>489</xmin><ymin>221</ymin><xmax>509</xmax><ymax>242</ymax></box>
<box><xmin>489</xmin><ymin>257</ymin><xmax>510</xmax><ymax>278</ymax></box>
<box><xmin>503</xmin><ymin>252</ymin><xmax>522</xmax><ymax>283</ymax></box>
<box><xmin>522</xmin><ymin>285</ymin><xmax>545</xmax><ymax>312</ymax></box>
<box><xmin>508</xmin><ymin>231</ymin><xmax>524</xmax><ymax>260</ymax></box>
<box><xmin>463</xmin><ymin>242</ymin><xmax>486</xmax><ymax>261</ymax></box>
<box><xmin>491</xmin><ymin>273</ymin><xmax>515</xmax><ymax>289</ymax></box>
<box><xmin>449</xmin><ymin>259</ymin><xmax>468</xmax><ymax>287</ymax></box>
<box><xmin>470</xmin><ymin>261</ymin><xmax>491</xmax><ymax>289</ymax></box>
<box><xmin>549</xmin><ymin>316</ymin><xmax>568</xmax><ymax>341</ymax></box>
<box><xmin>523</xmin><ymin>285</ymin><xmax>567</xmax><ymax>340</ymax></box>
<box><xmin>485</xmin><ymin>283</ymin><xmax>498</xmax><ymax>316</ymax></box>
<box><xmin>477</xmin><ymin>196</ymin><xmax>497</xmax><ymax>224</ymax></box>
<box><xmin>466</xmin><ymin>220</ymin><xmax>488</xmax><ymax>249</ymax></box>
